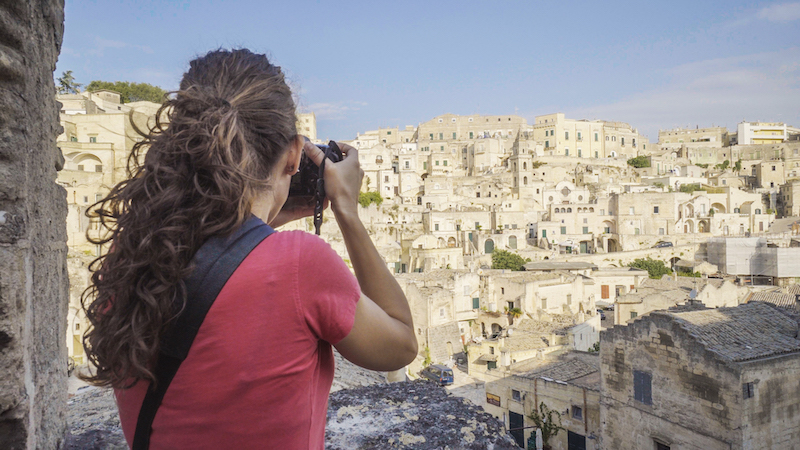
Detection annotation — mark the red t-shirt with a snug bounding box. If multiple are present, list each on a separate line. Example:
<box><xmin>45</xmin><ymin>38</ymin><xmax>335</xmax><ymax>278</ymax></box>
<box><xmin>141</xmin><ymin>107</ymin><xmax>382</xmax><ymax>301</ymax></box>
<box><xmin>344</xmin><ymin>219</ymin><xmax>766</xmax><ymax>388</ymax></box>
<box><xmin>115</xmin><ymin>230</ymin><xmax>360</xmax><ymax>449</ymax></box>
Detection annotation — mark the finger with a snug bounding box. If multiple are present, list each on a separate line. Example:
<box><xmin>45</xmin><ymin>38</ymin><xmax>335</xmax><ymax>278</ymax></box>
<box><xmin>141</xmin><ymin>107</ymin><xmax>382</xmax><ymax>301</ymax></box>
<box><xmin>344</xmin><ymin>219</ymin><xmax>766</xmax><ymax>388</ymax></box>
<box><xmin>336</xmin><ymin>141</ymin><xmax>357</xmax><ymax>159</ymax></box>
<box><xmin>304</xmin><ymin>141</ymin><xmax>326</xmax><ymax>167</ymax></box>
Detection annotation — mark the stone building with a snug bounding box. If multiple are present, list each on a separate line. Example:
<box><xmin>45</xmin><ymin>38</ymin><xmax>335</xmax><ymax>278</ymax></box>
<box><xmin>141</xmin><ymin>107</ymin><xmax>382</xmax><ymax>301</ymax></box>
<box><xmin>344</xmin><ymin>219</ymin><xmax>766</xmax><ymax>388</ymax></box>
<box><xmin>483</xmin><ymin>352</ymin><xmax>601</xmax><ymax>450</ymax></box>
<box><xmin>658</xmin><ymin>126</ymin><xmax>730</xmax><ymax>150</ymax></box>
<box><xmin>56</xmin><ymin>92</ymin><xmax>161</xmax><ymax>363</ymax></box>
<box><xmin>613</xmin><ymin>276</ymin><xmax>746</xmax><ymax>324</ymax></box>
<box><xmin>296</xmin><ymin>112</ymin><xmax>317</xmax><ymax>141</ymax></box>
<box><xmin>600</xmin><ymin>302</ymin><xmax>800</xmax><ymax>449</ymax></box>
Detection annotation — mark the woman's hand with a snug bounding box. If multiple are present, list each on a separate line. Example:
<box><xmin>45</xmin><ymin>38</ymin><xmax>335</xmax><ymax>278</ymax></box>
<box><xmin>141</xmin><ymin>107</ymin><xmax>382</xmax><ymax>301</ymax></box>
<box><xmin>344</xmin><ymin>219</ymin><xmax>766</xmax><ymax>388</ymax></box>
<box><xmin>303</xmin><ymin>141</ymin><xmax>363</xmax><ymax>218</ymax></box>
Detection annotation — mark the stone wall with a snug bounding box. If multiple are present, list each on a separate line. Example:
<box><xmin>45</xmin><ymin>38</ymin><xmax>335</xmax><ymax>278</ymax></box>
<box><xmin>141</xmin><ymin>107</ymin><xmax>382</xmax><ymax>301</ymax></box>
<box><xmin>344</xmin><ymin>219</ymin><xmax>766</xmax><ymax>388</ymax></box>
<box><xmin>740</xmin><ymin>355</ymin><xmax>800</xmax><ymax>448</ymax></box>
<box><xmin>600</xmin><ymin>315</ymin><xmax>742</xmax><ymax>449</ymax></box>
<box><xmin>0</xmin><ymin>0</ymin><xmax>67</xmax><ymax>448</ymax></box>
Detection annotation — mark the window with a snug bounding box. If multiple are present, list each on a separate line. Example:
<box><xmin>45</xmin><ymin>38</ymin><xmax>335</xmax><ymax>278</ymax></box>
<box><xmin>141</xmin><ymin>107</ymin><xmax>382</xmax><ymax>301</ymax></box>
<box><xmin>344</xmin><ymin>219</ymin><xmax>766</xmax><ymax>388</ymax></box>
<box><xmin>635</xmin><ymin>228</ymin><xmax>640</xmax><ymax>235</ymax></box>
<box><xmin>440</xmin><ymin>145</ymin><xmax>444</xmax><ymax>151</ymax></box>
<box><xmin>512</xmin><ymin>390</ymin><xmax>521</xmax><ymax>401</ymax></box>
<box><xmin>384</xmin><ymin>175</ymin><xmax>389</xmax><ymax>182</ymax></box>
<box><xmin>423</xmin><ymin>162</ymin><xmax>427</xmax><ymax>170</ymax></box>
<box><xmin>429</xmin><ymin>133</ymin><xmax>434</xmax><ymax>139</ymax></box>
<box><xmin>595</xmin><ymin>151</ymin><xmax>599</xmax><ymax>158</ymax></box>
<box><xmin>489</xmin><ymin>346</ymin><xmax>495</xmax><ymax>355</ymax></box>
<box><xmin>434</xmin><ymin>224</ymin><xmax>439</xmax><ymax>231</ymax></box>
<box><xmin>435</xmin><ymin>160</ymin><xmax>439</xmax><ymax>166</ymax></box>
<box><xmin>405</xmin><ymin>161</ymin><xmax>410</xmax><ymax>169</ymax></box>
<box><xmin>772</xmin><ymin>166</ymin><xmax>776</xmax><ymax>171</ymax></box>
<box><xmin>572</xmin><ymin>405</ymin><xmax>582</xmax><ymax>420</ymax></box>
<box><xmin>653</xmin><ymin>206</ymin><xmax>659</xmax><ymax>214</ymax></box>
<box><xmin>545</xmin><ymin>140</ymin><xmax>549</xmax><ymax>148</ymax></box>
<box><xmin>501</xmin><ymin>288</ymin><xmax>505</xmax><ymax>294</ymax></box>
<box><xmin>473</xmin><ymin>298</ymin><xmax>480</xmax><ymax>309</ymax></box>
<box><xmin>659</xmin><ymin>228</ymin><xmax>665</xmax><ymax>235</ymax></box>
<box><xmin>583</xmin><ymin>226</ymin><xmax>589</xmax><ymax>234</ymax></box>
<box><xmin>743</xmin><ymin>382</ymin><xmax>755</xmax><ymax>399</ymax></box>
<box><xmin>629</xmin><ymin>207</ymin><xmax>635</xmax><ymax>214</ymax></box>
<box><xmin>565</xmin><ymin>148</ymin><xmax>569</xmax><ymax>156</ymax></box>
<box><xmin>541</xmin><ymin>298</ymin><xmax>547</xmax><ymax>309</ymax></box>
<box><xmin>542</xmin><ymin>230</ymin><xmax>547</xmax><ymax>238</ymax></box>
<box><xmin>95</xmin><ymin>165</ymin><xmax>103</xmax><ymax>172</ymax></box>
<box><xmin>487</xmin><ymin>361</ymin><xmax>497</xmax><ymax>370</ymax></box>
<box><xmin>631</xmin><ymin>311</ymin><xmax>638</xmax><ymax>319</ymax></box>
<box><xmin>577</xmin><ymin>132</ymin><xmax>582</xmax><ymax>140</ymax></box>
<box><xmin>633</xmin><ymin>370</ymin><xmax>652</xmax><ymax>405</ymax></box>
<box><xmin>89</xmin><ymin>136</ymin><xmax>97</xmax><ymax>143</ymax></box>
<box><xmin>70</xmin><ymin>136</ymin><xmax>77</xmax><ymax>142</ymax></box>
<box><xmin>655</xmin><ymin>441</ymin><xmax>671</xmax><ymax>450</ymax></box>
<box><xmin>567</xmin><ymin>294</ymin><xmax>572</xmax><ymax>305</ymax></box>
<box><xmin>439</xmin><ymin>133</ymin><xmax>443</xmax><ymax>140</ymax></box>
<box><xmin>386</xmin><ymin>131</ymin><xmax>391</xmax><ymax>135</ymax></box>
<box><xmin>440</xmin><ymin>308</ymin><xmax>445</xmax><ymax>318</ymax></box>
<box><xmin>83</xmin><ymin>196</ymin><xmax>88</xmax><ymax>203</ymax></box>
<box><xmin>561</xmin><ymin>226</ymin><xmax>567</xmax><ymax>234</ymax></box>
<box><xmin>583</xmin><ymin>218</ymin><xmax>588</xmax><ymax>224</ymax></box>
<box><xmin>452</xmin><ymin>132</ymin><xmax>456</xmax><ymax>139</ymax></box>
<box><xmin>594</xmin><ymin>132</ymin><xmax>599</xmax><ymax>142</ymax></box>
<box><xmin>565</xmin><ymin>131</ymin><xmax>569</xmax><ymax>140</ymax></box>
<box><xmin>443</xmin><ymin>160</ymin><xmax>448</xmax><ymax>166</ymax></box>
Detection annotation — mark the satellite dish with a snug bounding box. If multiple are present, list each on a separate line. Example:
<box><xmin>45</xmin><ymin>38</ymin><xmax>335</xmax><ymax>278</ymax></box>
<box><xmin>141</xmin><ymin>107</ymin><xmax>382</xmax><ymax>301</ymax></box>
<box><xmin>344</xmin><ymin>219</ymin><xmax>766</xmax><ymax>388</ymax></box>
<box><xmin>689</xmin><ymin>289</ymin><xmax>697</xmax><ymax>299</ymax></box>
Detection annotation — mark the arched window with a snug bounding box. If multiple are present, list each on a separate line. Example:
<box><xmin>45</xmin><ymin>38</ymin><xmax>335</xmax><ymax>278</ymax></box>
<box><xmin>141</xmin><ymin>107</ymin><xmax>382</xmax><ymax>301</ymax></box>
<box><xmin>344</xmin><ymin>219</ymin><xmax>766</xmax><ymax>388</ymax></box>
<box><xmin>523</xmin><ymin>162</ymin><xmax>527</xmax><ymax>170</ymax></box>
<box><xmin>567</xmin><ymin>208</ymin><xmax>572</xmax><ymax>213</ymax></box>
<box><xmin>508</xmin><ymin>236</ymin><xmax>517</xmax><ymax>249</ymax></box>
<box><xmin>589</xmin><ymin>207</ymin><xmax>594</xmax><ymax>212</ymax></box>
<box><xmin>523</xmin><ymin>176</ymin><xmax>528</xmax><ymax>185</ymax></box>
<box><xmin>484</xmin><ymin>239</ymin><xmax>495</xmax><ymax>254</ymax></box>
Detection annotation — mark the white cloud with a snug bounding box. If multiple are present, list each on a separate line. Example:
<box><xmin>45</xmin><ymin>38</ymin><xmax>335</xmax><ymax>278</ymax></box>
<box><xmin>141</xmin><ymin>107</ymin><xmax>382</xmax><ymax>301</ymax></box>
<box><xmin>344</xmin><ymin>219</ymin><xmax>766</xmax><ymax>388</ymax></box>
<box><xmin>86</xmin><ymin>37</ymin><xmax>154</xmax><ymax>57</ymax></box>
<box><xmin>567</xmin><ymin>48</ymin><xmax>800</xmax><ymax>140</ymax></box>
<box><xmin>306</xmin><ymin>101</ymin><xmax>367</xmax><ymax>120</ymax></box>
<box><xmin>758</xmin><ymin>2</ymin><xmax>800</xmax><ymax>22</ymax></box>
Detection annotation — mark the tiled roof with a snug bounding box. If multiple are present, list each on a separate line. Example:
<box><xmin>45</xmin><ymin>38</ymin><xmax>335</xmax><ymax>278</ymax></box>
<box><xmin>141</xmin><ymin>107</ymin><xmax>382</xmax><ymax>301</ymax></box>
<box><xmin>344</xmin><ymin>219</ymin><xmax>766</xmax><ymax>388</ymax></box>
<box><xmin>748</xmin><ymin>291</ymin><xmax>799</xmax><ymax>311</ymax></box>
<box><xmin>663</xmin><ymin>302</ymin><xmax>800</xmax><ymax>363</ymax></box>
<box><xmin>784</xmin><ymin>285</ymin><xmax>800</xmax><ymax>296</ymax></box>
<box><xmin>522</xmin><ymin>355</ymin><xmax>599</xmax><ymax>385</ymax></box>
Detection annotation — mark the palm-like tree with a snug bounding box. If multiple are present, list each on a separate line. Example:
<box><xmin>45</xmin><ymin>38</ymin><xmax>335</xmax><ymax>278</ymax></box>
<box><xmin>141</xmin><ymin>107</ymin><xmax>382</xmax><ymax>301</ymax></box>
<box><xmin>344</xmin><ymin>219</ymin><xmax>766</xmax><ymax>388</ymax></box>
<box><xmin>57</xmin><ymin>70</ymin><xmax>82</xmax><ymax>94</ymax></box>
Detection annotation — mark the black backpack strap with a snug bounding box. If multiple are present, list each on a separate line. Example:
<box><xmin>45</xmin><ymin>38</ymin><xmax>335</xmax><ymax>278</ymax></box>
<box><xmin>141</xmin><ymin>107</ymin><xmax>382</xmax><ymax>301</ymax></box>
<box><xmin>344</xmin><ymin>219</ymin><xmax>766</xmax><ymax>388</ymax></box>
<box><xmin>132</xmin><ymin>215</ymin><xmax>275</xmax><ymax>450</ymax></box>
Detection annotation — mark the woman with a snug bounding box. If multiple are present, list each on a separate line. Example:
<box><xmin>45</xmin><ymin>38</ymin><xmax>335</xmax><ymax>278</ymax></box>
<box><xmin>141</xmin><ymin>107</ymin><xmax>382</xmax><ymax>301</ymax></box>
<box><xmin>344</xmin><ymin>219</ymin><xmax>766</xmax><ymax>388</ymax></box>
<box><xmin>81</xmin><ymin>48</ymin><xmax>417</xmax><ymax>448</ymax></box>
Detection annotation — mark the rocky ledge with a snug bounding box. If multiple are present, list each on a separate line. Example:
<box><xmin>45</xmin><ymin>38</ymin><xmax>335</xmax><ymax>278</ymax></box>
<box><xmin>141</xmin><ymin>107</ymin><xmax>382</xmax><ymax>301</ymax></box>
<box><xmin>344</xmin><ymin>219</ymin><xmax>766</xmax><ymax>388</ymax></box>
<box><xmin>66</xmin><ymin>353</ymin><xmax>515</xmax><ymax>449</ymax></box>
<box><xmin>326</xmin><ymin>380</ymin><xmax>517</xmax><ymax>449</ymax></box>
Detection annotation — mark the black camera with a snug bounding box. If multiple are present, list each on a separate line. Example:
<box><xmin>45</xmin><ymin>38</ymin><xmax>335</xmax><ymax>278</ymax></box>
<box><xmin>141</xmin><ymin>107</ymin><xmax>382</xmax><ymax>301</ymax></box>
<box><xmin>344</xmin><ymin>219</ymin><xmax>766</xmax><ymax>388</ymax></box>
<box><xmin>288</xmin><ymin>140</ymin><xmax>343</xmax><ymax>197</ymax></box>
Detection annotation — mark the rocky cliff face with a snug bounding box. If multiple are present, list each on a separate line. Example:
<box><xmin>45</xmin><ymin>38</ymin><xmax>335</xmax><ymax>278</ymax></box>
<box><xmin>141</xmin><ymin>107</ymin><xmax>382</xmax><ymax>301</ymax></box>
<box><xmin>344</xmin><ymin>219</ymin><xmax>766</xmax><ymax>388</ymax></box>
<box><xmin>0</xmin><ymin>1</ymin><xmax>68</xmax><ymax>448</ymax></box>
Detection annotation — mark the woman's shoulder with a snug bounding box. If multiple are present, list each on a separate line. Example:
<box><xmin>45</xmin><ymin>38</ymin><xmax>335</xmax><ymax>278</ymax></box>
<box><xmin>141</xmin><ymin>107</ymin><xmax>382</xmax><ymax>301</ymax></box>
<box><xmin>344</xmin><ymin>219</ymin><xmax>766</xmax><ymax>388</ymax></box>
<box><xmin>262</xmin><ymin>229</ymin><xmax>336</xmax><ymax>254</ymax></box>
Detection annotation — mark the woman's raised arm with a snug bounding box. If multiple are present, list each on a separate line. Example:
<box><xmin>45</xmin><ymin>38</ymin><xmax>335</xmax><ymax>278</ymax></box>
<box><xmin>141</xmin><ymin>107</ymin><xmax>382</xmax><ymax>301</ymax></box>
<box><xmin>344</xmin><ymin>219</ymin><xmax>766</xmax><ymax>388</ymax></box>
<box><xmin>304</xmin><ymin>142</ymin><xmax>418</xmax><ymax>371</ymax></box>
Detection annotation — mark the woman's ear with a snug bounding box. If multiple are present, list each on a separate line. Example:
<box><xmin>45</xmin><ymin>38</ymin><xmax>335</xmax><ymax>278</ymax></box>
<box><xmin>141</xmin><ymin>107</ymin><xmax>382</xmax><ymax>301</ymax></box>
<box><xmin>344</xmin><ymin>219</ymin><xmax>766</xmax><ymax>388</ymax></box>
<box><xmin>285</xmin><ymin>135</ymin><xmax>304</xmax><ymax>174</ymax></box>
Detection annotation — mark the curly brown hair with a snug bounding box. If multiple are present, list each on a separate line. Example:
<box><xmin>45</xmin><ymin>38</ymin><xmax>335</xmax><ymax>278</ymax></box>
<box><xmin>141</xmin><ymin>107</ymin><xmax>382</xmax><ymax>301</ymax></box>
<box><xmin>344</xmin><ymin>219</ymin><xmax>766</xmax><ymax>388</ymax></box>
<box><xmin>81</xmin><ymin>49</ymin><xmax>297</xmax><ymax>388</ymax></box>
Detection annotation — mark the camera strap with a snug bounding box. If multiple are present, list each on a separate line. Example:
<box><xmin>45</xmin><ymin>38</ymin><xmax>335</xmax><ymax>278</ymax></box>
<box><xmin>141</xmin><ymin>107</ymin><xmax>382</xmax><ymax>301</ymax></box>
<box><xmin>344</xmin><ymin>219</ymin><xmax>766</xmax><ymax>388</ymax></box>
<box><xmin>313</xmin><ymin>145</ymin><xmax>332</xmax><ymax>235</ymax></box>
<box><xmin>132</xmin><ymin>215</ymin><xmax>275</xmax><ymax>450</ymax></box>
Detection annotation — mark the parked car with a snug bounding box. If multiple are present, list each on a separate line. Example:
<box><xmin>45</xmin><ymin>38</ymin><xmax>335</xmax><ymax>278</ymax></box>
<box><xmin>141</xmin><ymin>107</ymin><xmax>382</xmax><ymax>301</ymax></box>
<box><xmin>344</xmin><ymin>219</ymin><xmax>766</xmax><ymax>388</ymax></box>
<box><xmin>653</xmin><ymin>241</ymin><xmax>673</xmax><ymax>248</ymax></box>
<box><xmin>420</xmin><ymin>364</ymin><xmax>454</xmax><ymax>386</ymax></box>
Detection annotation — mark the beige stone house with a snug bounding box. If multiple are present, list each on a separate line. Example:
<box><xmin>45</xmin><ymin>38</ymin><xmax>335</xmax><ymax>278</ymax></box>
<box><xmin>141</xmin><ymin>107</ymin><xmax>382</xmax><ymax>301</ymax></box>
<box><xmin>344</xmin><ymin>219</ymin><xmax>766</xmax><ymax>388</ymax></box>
<box><xmin>483</xmin><ymin>352</ymin><xmax>601</xmax><ymax>449</ymax></box>
<box><xmin>601</xmin><ymin>302</ymin><xmax>800</xmax><ymax>449</ymax></box>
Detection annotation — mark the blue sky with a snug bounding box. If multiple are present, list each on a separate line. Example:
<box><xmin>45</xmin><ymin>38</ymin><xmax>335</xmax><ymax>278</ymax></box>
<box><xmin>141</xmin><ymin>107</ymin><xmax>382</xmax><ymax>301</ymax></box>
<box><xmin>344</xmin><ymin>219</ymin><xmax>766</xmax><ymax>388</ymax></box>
<box><xmin>58</xmin><ymin>1</ymin><xmax>800</xmax><ymax>141</ymax></box>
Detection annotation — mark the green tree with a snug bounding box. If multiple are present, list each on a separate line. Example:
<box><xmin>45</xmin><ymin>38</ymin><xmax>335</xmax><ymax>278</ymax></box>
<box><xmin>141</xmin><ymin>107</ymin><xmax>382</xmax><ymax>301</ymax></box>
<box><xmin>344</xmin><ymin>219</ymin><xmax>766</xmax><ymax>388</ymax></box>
<box><xmin>358</xmin><ymin>191</ymin><xmax>383</xmax><ymax>208</ymax></box>
<box><xmin>715</xmin><ymin>160</ymin><xmax>730</xmax><ymax>170</ymax></box>
<box><xmin>734</xmin><ymin>159</ymin><xmax>742</xmax><ymax>173</ymax></box>
<box><xmin>85</xmin><ymin>80</ymin><xmax>167</xmax><ymax>103</ymax></box>
<box><xmin>678</xmin><ymin>183</ymin><xmax>702</xmax><ymax>194</ymax></box>
<box><xmin>627</xmin><ymin>156</ymin><xmax>650</xmax><ymax>168</ymax></box>
<box><xmin>57</xmin><ymin>70</ymin><xmax>82</xmax><ymax>94</ymax></box>
<box><xmin>491</xmin><ymin>249</ymin><xmax>531</xmax><ymax>271</ymax></box>
<box><xmin>526</xmin><ymin>402</ymin><xmax>565</xmax><ymax>450</ymax></box>
<box><xmin>628</xmin><ymin>258</ymin><xmax>671</xmax><ymax>279</ymax></box>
